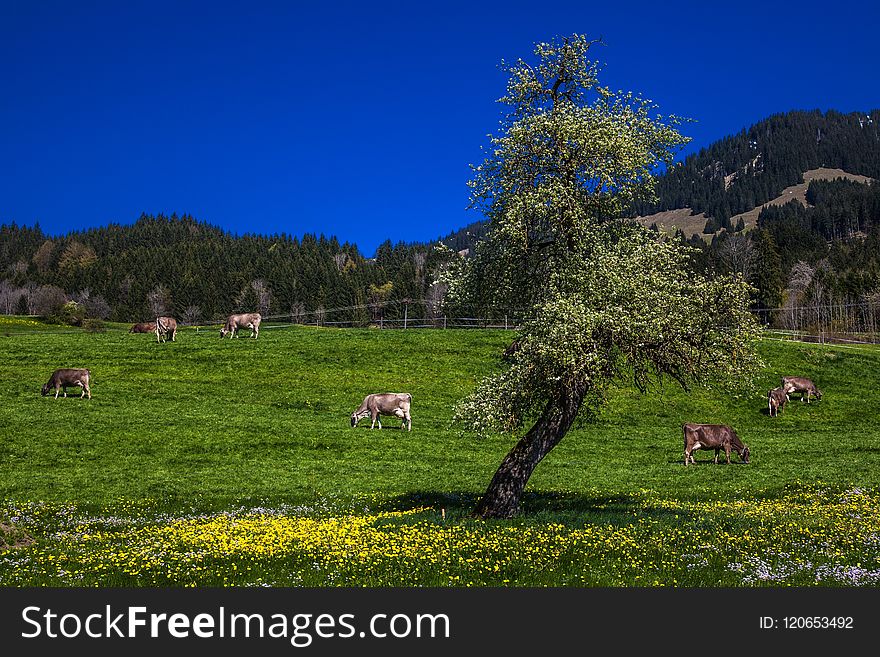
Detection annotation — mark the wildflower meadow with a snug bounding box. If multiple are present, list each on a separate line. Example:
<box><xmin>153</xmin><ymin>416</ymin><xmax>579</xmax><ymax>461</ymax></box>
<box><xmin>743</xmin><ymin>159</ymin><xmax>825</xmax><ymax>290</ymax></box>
<box><xmin>2</xmin><ymin>319</ymin><xmax>879</xmax><ymax>587</ymax></box>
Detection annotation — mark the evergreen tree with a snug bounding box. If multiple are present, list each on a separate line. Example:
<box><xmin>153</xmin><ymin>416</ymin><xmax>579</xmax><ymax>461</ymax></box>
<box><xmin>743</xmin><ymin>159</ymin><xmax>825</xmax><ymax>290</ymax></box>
<box><xmin>750</xmin><ymin>229</ymin><xmax>784</xmax><ymax>325</ymax></box>
<box><xmin>15</xmin><ymin>293</ymin><xmax>29</xmax><ymax>316</ymax></box>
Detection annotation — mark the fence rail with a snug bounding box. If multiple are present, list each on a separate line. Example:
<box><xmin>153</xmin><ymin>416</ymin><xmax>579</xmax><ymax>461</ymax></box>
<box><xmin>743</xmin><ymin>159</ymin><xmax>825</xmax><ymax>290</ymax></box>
<box><xmin>5</xmin><ymin>299</ymin><xmax>880</xmax><ymax>346</ymax></box>
<box><xmin>762</xmin><ymin>328</ymin><xmax>880</xmax><ymax>346</ymax></box>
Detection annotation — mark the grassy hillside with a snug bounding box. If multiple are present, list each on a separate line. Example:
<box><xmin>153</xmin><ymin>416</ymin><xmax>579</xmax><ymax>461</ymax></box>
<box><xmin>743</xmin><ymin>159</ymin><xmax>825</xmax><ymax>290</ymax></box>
<box><xmin>1</xmin><ymin>321</ymin><xmax>877</xmax><ymax>501</ymax></box>
<box><xmin>636</xmin><ymin>167</ymin><xmax>876</xmax><ymax>239</ymax></box>
<box><xmin>1</xmin><ymin>323</ymin><xmax>511</xmax><ymax>502</ymax></box>
<box><xmin>2</xmin><ymin>320</ymin><xmax>879</xmax><ymax>586</ymax></box>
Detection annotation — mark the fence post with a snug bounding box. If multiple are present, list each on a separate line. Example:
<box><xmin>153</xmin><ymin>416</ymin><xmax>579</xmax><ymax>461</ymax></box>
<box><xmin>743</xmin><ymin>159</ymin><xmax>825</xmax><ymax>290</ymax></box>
<box><xmin>443</xmin><ymin>315</ymin><xmax>447</xmax><ymax>329</ymax></box>
<box><xmin>505</xmin><ymin>314</ymin><xmax>508</xmax><ymax>330</ymax></box>
<box><xmin>404</xmin><ymin>302</ymin><xmax>408</xmax><ymax>330</ymax></box>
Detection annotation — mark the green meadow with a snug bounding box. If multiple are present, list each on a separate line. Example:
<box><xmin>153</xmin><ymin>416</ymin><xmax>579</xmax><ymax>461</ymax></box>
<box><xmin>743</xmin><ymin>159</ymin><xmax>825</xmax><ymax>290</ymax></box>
<box><xmin>2</xmin><ymin>318</ymin><xmax>879</xmax><ymax>586</ymax></box>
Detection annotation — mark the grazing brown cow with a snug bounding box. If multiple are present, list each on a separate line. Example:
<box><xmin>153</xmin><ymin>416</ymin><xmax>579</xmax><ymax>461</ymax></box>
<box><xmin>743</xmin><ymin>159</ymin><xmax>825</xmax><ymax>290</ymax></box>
<box><xmin>781</xmin><ymin>376</ymin><xmax>822</xmax><ymax>403</ymax></box>
<box><xmin>220</xmin><ymin>312</ymin><xmax>261</xmax><ymax>339</ymax></box>
<box><xmin>155</xmin><ymin>316</ymin><xmax>178</xmax><ymax>343</ymax></box>
<box><xmin>129</xmin><ymin>322</ymin><xmax>156</xmax><ymax>334</ymax></box>
<box><xmin>683</xmin><ymin>423</ymin><xmax>749</xmax><ymax>465</ymax></box>
<box><xmin>768</xmin><ymin>387</ymin><xmax>788</xmax><ymax>417</ymax></box>
<box><xmin>350</xmin><ymin>393</ymin><xmax>412</xmax><ymax>431</ymax></box>
<box><xmin>41</xmin><ymin>368</ymin><xmax>91</xmax><ymax>400</ymax></box>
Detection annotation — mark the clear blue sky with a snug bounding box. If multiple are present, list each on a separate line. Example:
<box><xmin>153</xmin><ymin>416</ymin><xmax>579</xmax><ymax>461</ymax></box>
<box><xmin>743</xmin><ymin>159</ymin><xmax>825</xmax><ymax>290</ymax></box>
<box><xmin>2</xmin><ymin>0</ymin><xmax>878</xmax><ymax>256</ymax></box>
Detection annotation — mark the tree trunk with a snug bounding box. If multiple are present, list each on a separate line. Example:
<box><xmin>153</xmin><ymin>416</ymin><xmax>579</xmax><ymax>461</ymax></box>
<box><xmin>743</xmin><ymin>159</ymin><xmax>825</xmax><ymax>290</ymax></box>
<box><xmin>472</xmin><ymin>380</ymin><xmax>588</xmax><ymax>519</ymax></box>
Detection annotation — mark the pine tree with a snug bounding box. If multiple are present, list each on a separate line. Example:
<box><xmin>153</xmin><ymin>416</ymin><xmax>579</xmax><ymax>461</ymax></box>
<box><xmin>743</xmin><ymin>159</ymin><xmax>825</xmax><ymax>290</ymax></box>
<box><xmin>750</xmin><ymin>229</ymin><xmax>784</xmax><ymax>325</ymax></box>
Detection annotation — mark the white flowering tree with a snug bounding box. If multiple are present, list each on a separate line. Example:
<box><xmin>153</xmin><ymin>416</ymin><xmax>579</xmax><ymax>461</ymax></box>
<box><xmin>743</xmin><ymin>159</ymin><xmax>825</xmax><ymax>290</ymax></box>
<box><xmin>449</xmin><ymin>35</ymin><xmax>761</xmax><ymax>519</ymax></box>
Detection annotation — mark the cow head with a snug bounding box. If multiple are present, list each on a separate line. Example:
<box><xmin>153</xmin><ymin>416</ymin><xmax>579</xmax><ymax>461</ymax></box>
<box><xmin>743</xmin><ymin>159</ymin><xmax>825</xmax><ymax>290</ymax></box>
<box><xmin>41</xmin><ymin>383</ymin><xmax>50</xmax><ymax>396</ymax></box>
<box><xmin>219</xmin><ymin>326</ymin><xmax>228</xmax><ymax>338</ymax></box>
<box><xmin>741</xmin><ymin>446</ymin><xmax>750</xmax><ymax>464</ymax></box>
<box><xmin>350</xmin><ymin>410</ymin><xmax>369</xmax><ymax>427</ymax></box>
<box><xmin>815</xmin><ymin>388</ymin><xmax>823</xmax><ymax>401</ymax></box>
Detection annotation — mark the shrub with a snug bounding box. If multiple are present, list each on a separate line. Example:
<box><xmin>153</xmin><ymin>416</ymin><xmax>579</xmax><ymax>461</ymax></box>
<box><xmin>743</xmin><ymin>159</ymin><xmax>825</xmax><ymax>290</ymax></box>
<box><xmin>60</xmin><ymin>301</ymin><xmax>86</xmax><ymax>326</ymax></box>
<box><xmin>82</xmin><ymin>318</ymin><xmax>106</xmax><ymax>333</ymax></box>
<box><xmin>45</xmin><ymin>300</ymin><xmax>86</xmax><ymax>326</ymax></box>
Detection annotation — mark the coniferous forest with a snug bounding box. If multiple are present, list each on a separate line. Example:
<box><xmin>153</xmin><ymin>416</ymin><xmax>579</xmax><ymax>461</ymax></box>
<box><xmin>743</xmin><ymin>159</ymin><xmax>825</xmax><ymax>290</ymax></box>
<box><xmin>661</xmin><ymin>109</ymin><xmax>880</xmax><ymax>334</ymax></box>
<box><xmin>0</xmin><ymin>214</ymin><xmax>456</xmax><ymax>326</ymax></box>
<box><xmin>426</xmin><ymin>110</ymin><xmax>880</xmax><ymax>336</ymax></box>
<box><xmin>2</xmin><ymin>109</ymin><xmax>880</xmax><ymax>335</ymax></box>
<box><xmin>633</xmin><ymin>109</ymin><xmax>880</xmax><ymax>222</ymax></box>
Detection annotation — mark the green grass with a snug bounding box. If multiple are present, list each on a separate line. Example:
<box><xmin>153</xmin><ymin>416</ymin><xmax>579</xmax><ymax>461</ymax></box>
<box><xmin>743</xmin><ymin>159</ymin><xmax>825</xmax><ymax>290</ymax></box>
<box><xmin>2</xmin><ymin>318</ymin><xmax>880</xmax><ymax>586</ymax></box>
<box><xmin>1</xmin><ymin>322</ymin><xmax>511</xmax><ymax>502</ymax></box>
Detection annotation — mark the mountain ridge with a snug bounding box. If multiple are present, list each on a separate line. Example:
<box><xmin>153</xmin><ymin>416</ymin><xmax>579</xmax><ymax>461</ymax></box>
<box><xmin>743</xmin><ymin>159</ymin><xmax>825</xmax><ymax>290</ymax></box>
<box><xmin>636</xmin><ymin>167</ymin><xmax>875</xmax><ymax>240</ymax></box>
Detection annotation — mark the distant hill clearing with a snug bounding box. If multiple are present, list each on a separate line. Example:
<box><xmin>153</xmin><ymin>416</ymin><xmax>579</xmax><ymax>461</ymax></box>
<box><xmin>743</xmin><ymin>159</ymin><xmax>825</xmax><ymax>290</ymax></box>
<box><xmin>637</xmin><ymin>168</ymin><xmax>875</xmax><ymax>240</ymax></box>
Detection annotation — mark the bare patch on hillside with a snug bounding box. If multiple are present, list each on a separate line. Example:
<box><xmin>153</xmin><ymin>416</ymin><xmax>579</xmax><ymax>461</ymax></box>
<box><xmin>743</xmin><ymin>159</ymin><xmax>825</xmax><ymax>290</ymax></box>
<box><xmin>635</xmin><ymin>208</ymin><xmax>710</xmax><ymax>241</ymax></box>
<box><xmin>729</xmin><ymin>168</ymin><xmax>875</xmax><ymax>231</ymax></box>
<box><xmin>637</xmin><ymin>168</ymin><xmax>875</xmax><ymax>239</ymax></box>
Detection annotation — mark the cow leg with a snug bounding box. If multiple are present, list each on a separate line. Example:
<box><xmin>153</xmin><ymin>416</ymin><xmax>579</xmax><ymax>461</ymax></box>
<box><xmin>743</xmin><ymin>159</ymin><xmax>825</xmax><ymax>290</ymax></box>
<box><xmin>714</xmin><ymin>448</ymin><xmax>719</xmax><ymax>464</ymax></box>
<box><xmin>684</xmin><ymin>449</ymin><xmax>690</xmax><ymax>465</ymax></box>
<box><xmin>54</xmin><ymin>386</ymin><xmax>60</xmax><ymax>399</ymax></box>
<box><xmin>725</xmin><ymin>446</ymin><xmax>732</xmax><ymax>464</ymax></box>
<box><xmin>405</xmin><ymin>411</ymin><xmax>411</xmax><ymax>431</ymax></box>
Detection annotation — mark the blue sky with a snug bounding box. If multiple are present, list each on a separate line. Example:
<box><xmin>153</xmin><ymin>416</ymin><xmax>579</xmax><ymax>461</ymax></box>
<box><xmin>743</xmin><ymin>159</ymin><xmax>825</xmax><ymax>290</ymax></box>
<box><xmin>2</xmin><ymin>0</ymin><xmax>878</xmax><ymax>256</ymax></box>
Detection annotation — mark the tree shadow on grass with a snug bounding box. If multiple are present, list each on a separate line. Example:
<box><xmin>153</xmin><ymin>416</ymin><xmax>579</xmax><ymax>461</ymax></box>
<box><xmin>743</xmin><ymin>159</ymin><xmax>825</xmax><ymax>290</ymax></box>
<box><xmin>373</xmin><ymin>490</ymin><xmax>688</xmax><ymax>525</ymax></box>
<box><xmin>672</xmin><ymin>458</ymin><xmax>750</xmax><ymax>465</ymax></box>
